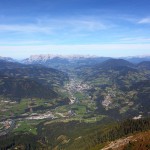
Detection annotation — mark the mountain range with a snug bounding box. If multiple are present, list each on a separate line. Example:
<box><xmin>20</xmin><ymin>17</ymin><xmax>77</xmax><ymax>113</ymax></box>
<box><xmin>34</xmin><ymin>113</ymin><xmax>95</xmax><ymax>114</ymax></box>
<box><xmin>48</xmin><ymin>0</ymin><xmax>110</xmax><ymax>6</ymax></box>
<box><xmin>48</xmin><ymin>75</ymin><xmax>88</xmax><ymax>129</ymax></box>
<box><xmin>22</xmin><ymin>54</ymin><xmax>150</xmax><ymax>71</ymax></box>
<box><xmin>1</xmin><ymin>54</ymin><xmax>150</xmax><ymax>68</ymax></box>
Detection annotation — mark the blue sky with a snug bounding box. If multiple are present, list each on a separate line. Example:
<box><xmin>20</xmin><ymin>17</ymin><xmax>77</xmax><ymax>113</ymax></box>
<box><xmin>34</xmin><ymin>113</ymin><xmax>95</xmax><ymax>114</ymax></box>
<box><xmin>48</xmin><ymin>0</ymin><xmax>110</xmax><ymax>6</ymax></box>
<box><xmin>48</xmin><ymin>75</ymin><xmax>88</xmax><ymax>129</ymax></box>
<box><xmin>0</xmin><ymin>0</ymin><xmax>150</xmax><ymax>58</ymax></box>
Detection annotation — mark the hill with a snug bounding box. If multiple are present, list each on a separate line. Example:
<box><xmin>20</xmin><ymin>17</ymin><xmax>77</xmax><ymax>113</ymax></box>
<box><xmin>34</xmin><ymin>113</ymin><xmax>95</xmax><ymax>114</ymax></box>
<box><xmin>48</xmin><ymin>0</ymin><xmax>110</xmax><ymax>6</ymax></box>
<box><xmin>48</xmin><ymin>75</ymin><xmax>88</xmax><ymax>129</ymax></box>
<box><xmin>96</xmin><ymin>59</ymin><xmax>135</xmax><ymax>69</ymax></box>
<box><xmin>0</xmin><ymin>76</ymin><xmax>57</xmax><ymax>100</ymax></box>
<box><xmin>137</xmin><ymin>61</ymin><xmax>150</xmax><ymax>70</ymax></box>
<box><xmin>0</xmin><ymin>60</ymin><xmax>69</xmax><ymax>101</ymax></box>
<box><xmin>0</xmin><ymin>60</ymin><xmax>24</xmax><ymax>69</ymax></box>
<box><xmin>0</xmin><ymin>60</ymin><xmax>68</xmax><ymax>86</ymax></box>
<box><xmin>0</xmin><ymin>56</ymin><xmax>15</xmax><ymax>62</ymax></box>
<box><xmin>0</xmin><ymin>118</ymin><xmax>149</xmax><ymax>150</ymax></box>
<box><xmin>76</xmin><ymin>59</ymin><xmax>150</xmax><ymax>119</ymax></box>
<box><xmin>64</xmin><ymin>118</ymin><xmax>150</xmax><ymax>150</ymax></box>
<box><xmin>101</xmin><ymin>130</ymin><xmax>150</xmax><ymax>150</ymax></box>
<box><xmin>125</xmin><ymin>56</ymin><xmax>150</xmax><ymax>63</ymax></box>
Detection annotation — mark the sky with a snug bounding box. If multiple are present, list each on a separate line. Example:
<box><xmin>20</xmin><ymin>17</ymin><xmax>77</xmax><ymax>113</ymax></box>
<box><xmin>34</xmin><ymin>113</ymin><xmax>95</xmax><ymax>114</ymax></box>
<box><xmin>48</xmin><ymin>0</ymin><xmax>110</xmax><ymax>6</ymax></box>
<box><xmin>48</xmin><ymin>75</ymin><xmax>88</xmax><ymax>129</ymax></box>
<box><xmin>0</xmin><ymin>0</ymin><xmax>150</xmax><ymax>59</ymax></box>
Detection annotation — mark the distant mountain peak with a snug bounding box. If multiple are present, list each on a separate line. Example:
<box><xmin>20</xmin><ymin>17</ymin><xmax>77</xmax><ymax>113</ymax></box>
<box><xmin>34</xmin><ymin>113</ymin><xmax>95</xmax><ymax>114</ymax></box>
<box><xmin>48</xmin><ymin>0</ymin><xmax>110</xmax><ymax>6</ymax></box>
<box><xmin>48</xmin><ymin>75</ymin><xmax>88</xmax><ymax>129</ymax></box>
<box><xmin>27</xmin><ymin>54</ymin><xmax>98</xmax><ymax>60</ymax></box>
<box><xmin>137</xmin><ymin>61</ymin><xmax>150</xmax><ymax>70</ymax></box>
<box><xmin>0</xmin><ymin>56</ymin><xmax>16</xmax><ymax>62</ymax></box>
<box><xmin>22</xmin><ymin>54</ymin><xmax>101</xmax><ymax>64</ymax></box>
<box><xmin>100</xmin><ymin>58</ymin><xmax>134</xmax><ymax>68</ymax></box>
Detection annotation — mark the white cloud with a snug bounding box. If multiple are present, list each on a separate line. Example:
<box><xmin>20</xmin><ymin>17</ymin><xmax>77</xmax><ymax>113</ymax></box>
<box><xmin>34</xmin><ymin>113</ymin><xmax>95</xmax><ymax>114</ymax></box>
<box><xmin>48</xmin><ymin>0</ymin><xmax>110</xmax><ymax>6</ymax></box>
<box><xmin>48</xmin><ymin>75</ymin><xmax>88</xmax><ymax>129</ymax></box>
<box><xmin>119</xmin><ymin>37</ymin><xmax>150</xmax><ymax>43</ymax></box>
<box><xmin>66</xmin><ymin>19</ymin><xmax>108</xmax><ymax>32</ymax></box>
<box><xmin>0</xmin><ymin>24</ymin><xmax>53</xmax><ymax>34</ymax></box>
<box><xmin>0</xmin><ymin>16</ymin><xmax>110</xmax><ymax>35</ymax></box>
<box><xmin>138</xmin><ymin>17</ymin><xmax>150</xmax><ymax>24</ymax></box>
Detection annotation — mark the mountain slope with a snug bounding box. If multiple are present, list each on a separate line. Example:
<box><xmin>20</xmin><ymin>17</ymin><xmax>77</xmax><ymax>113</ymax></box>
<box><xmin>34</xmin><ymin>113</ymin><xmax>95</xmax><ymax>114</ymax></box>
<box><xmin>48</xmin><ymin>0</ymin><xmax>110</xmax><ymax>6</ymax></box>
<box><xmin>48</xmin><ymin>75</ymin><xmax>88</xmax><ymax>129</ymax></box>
<box><xmin>0</xmin><ymin>60</ymin><xmax>69</xmax><ymax>101</ymax></box>
<box><xmin>125</xmin><ymin>56</ymin><xmax>150</xmax><ymax>63</ymax></box>
<box><xmin>96</xmin><ymin>59</ymin><xmax>135</xmax><ymax>69</ymax></box>
<box><xmin>64</xmin><ymin>118</ymin><xmax>150</xmax><ymax>150</ymax></box>
<box><xmin>0</xmin><ymin>60</ymin><xmax>25</xmax><ymax>69</ymax></box>
<box><xmin>76</xmin><ymin>59</ymin><xmax>150</xmax><ymax>118</ymax></box>
<box><xmin>0</xmin><ymin>56</ymin><xmax>15</xmax><ymax>62</ymax></box>
<box><xmin>0</xmin><ymin>76</ymin><xmax>57</xmax><ymax>100</ymax></box>
<box><xmin>137</xmin><ymin>61</ymin><xmax>150</xmax><ymax>70</ymax></box>
<box><xmin>0</xmin><ymin>61</ymin><xmax>68</xmax><ymax>87</ymax></box>
<box><xmin>101</xmin><ymin>130</ymin><xmax>150</xmax><ymax>150</ymax></box>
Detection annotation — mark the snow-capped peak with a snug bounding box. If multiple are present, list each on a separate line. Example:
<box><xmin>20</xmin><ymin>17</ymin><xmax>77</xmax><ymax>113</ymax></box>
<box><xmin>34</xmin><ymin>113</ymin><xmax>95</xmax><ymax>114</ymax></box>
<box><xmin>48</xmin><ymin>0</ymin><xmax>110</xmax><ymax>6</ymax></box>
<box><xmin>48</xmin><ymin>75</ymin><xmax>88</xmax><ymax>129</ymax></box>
<box><xmin>23</xmin><ymin>54</ymin><xmax>98</xmax><ymax>63</ymax></box>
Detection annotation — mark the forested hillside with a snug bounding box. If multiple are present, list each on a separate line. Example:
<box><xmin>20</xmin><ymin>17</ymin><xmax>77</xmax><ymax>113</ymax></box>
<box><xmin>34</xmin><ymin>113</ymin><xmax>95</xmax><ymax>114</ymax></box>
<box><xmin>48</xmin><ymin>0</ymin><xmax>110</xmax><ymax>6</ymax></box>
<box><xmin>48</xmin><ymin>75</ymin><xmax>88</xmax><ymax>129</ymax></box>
<box><xmin>0</xmin><ymin>118</ymin><xmax>149</xmax><ymax>150</ymax></box>
<box><xmin>0</xmin><ymin>60</ymin><xmax>69</xmax><ymax>101</ymax></box>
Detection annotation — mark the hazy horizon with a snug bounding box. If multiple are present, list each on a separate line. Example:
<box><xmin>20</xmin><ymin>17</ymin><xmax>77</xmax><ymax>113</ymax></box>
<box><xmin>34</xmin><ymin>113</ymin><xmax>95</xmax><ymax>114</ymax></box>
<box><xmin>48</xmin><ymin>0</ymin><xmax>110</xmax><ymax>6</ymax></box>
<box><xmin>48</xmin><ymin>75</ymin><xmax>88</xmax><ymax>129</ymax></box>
<box><xmin>1</xmin><ymin>52</ymin><xmax>150</xmax><ymax>60</ymax></box>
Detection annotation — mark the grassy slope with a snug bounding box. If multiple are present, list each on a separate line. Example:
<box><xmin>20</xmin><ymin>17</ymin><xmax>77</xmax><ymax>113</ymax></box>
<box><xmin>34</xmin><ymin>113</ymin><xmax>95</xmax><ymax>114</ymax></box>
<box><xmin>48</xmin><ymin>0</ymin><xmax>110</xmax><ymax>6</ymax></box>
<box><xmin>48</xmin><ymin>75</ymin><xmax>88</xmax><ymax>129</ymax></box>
<box><xmin>97</xmin><ymin>130</ymin><xmax>150</xmax><ymax>150</ymax></box>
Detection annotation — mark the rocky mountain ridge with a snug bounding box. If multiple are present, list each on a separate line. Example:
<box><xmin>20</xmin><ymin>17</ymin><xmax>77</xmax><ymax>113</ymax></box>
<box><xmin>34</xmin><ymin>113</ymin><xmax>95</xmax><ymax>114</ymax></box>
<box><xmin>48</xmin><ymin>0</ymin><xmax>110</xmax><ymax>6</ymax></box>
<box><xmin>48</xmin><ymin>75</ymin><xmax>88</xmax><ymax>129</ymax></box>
<box><xmin>22</xmin><ymin>54</ymin><xmax>150</xmax><ymax>64</ymax></box>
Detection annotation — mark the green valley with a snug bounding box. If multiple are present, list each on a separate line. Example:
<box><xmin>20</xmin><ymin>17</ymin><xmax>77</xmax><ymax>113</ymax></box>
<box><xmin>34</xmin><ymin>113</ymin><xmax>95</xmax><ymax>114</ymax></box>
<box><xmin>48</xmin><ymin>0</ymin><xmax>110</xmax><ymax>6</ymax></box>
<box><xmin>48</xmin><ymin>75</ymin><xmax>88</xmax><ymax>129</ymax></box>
<box><xmin>0</xmin><ymin>57</ymin><xmax>150</xmax><ymax>150</ymax></box>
